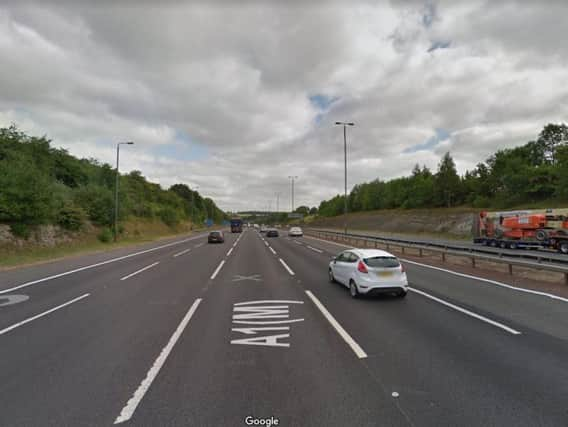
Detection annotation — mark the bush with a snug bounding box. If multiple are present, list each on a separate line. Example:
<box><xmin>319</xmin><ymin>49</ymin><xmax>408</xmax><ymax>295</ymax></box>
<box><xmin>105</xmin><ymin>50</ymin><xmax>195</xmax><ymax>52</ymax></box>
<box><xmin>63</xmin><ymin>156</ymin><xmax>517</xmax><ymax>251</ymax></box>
<box><xmin>97</xmin><ymin>228</ymin><xmax>113</xmax><ymax>243</ymax></box>
<box><xmin>73</xmin><ymin>185</ymin><xmax>114</xmax><ymax>225</ymax></box>
<box><xmin>10</xmin><ymin>223</ymin><xmax>30</xmax><ymax>239</ymax></box>
<box><xmin>57</xmin><ymin>204</ymin><xmax>87</xmax><ymax>231</ymax></box>
<box><xmin>472</xmin><ymin>196</ymin><xmax>491</xmax><ymax>208</ymax></box>
<box><xmin>159</xmin><ymin>207</ymin><xmax>180</xmax><ymax>227</ymax></box>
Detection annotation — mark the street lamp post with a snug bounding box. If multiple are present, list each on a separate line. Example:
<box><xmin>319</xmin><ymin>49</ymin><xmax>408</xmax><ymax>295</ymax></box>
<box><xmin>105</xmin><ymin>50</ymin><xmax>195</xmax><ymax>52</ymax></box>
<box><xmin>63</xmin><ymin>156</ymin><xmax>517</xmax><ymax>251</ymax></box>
<box><xmin>276</xmin><ymin>192</ymin><xmax>280</xmax><ymax>213</ymax></box>
<box><xmin>114</xmin><ymin>141</ymin><xmax>134</xmax><ymax>242</ymax></box>
<box><xmin>288</xmin><ymin>176</ymin><xmax>298</xmax><ymax>213</ymax></box>
<box><xmin>191</xmin><ymin>185</ymin><xmax>199</xmax><ymax>229</ymax></box>
<box><xmin>335</xmin><ymin>122</ymin><xmax>354</xmax><ymax>235</ymax></box>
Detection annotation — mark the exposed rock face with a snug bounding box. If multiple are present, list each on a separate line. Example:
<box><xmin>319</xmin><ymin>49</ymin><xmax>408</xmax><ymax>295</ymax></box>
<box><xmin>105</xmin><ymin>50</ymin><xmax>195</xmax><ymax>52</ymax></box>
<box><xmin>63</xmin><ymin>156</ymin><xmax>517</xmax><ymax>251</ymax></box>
<box><xmin>0</xmin><ymin>224</ymin><xmax>82</xmax><ymax>248</ymax></box>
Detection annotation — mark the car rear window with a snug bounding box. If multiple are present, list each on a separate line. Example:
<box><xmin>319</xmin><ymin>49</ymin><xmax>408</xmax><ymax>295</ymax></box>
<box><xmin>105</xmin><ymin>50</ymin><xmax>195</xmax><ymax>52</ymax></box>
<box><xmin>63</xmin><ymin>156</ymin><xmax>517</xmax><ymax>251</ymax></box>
<box><xmin>364</xmin><ymin>256</ymin><xmax>400</xmax><ymax>268</ymax></box>
<box><xmin>210</xmin><ymin>232</ymin><xmax>221</xmax><ymax>237</ymax></box>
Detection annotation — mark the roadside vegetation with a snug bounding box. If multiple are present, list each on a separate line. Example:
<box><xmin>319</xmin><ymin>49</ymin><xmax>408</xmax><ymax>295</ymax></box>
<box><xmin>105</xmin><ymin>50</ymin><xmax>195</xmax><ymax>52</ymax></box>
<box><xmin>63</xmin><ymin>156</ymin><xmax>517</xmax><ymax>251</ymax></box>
<box><xmin>0</xmin><ymin>125</ymin><xmax>227</xmax><ymax>244</ymax></box>
<box><xmin>318</xmin><ymin>123</ymin><xmax>568</xmax><ymax>216</ymax></box>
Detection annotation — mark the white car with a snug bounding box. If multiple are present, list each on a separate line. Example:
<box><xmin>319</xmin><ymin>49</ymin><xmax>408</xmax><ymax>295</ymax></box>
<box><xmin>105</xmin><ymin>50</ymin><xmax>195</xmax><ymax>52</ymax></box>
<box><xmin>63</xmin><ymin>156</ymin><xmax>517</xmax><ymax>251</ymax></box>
<box><xmin>288</xmin><ymin>226</ymin><xmax>303</xmax><ymax>237</ymax></box>
<box><xmin>260</xmin><ymin>225</ymin><xmax>268</xmax><ymax>233</ymax></box>
<box><xmin>328</xmin><ymin>249</ymin><xmax>408</xmax><ymax>298</ymax></box>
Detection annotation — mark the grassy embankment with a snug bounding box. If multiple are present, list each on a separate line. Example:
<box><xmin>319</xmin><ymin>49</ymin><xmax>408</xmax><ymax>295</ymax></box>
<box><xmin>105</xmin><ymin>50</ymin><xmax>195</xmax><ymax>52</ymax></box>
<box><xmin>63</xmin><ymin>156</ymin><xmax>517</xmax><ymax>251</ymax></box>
<box><xmin>0</xmin><ymin>218</ymin><xmax>206</xmax><ymax>270</ymax></box>
<box><xmin>305</xmin><ymin>201</ymin><xmax>568</xmax><ymax>242</ymax></box>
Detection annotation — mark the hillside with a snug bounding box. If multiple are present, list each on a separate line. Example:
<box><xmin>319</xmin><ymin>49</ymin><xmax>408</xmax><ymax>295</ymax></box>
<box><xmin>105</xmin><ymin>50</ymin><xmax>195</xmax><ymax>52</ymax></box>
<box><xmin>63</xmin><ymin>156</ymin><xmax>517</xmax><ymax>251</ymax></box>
<box><xmin>0</xmin><ymin>125</ymin><xmax>226</xmax><ymax>251</ymax></box>
<box><xmin>309</xmin><ymin>208</ymin><xmax>477</xmax><ymax>239</ymax></box>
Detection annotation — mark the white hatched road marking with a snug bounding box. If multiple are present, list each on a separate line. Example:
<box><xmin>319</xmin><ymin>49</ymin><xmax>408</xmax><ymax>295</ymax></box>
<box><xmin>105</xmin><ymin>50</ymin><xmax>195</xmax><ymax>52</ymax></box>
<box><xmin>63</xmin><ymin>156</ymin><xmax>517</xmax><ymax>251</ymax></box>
<box><xmin>210</xmin><ymin>260</ymin><xmax>226</xmax><ymax>280</ymax></box>
<box><xmin>279</xmin><ymin>258</ymin><xmax>295</xmax><ymax>276</ymax></box>
<box><xmin>173</xmin><ymin>248</ymin><xmax>191</xmax><ymax>258</ymax></box>
<box><xmin>0</xmin><ymin>294</ymin><xmax>90</xmax><ymax>336</ymax></box>
<box><xmin>120</xmin><ymin>262</ymin><xmax>160</xmax><ymax>281</ymax></box>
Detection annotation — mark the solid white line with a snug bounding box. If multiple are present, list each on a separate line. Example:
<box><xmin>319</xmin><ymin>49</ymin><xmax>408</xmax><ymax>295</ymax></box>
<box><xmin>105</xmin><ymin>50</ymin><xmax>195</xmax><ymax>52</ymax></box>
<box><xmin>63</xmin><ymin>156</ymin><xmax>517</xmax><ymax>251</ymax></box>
<box><xmin>120</xmin><ymin>262</ymin><xmax>160</xmax><ymax>281</ymax></box>
<box><xmin>114</xmin><ymin>299</ymin><xmax>202</xmax><ymax>424</ymax></box>
<box><xmin>294</xmin><ymin>240</ymin><xmax>303</xmax><ymax>245</ymax></box>
<box><xmin>194</xmin><ymin>243</ymin><xmax>204</xmax><ymax>248</ymax></box>
<box><xmin>305</xmin><ymin>290</ymin><xmax>367</xmax><ymax>359</ymax></box>
<box><xmin>307</xmin><ymin>245</ymin><xmax>323</xmax><ymax>253</ymax></box>
<box><xmin>304</xmin><ymin>235</ymin><xmax>568</xmax><ymax>305</ymax></box>
<box><xmin>0</xmin><ymin>293</ymin><xmax>90</xmax><ymax>336</ymax></box>
<box><xmin>227</xmin><ymin>247</ymin><xmax>234</xmax><ymax>256</ymax></box>
<box><xmin>0</xmin><ymin>234</ymin><xmax>206</xmax><ymax>295</ymax></box>
<box><xmin>402</xmin><ymin>259</ymin><xmax>568</xmax><ymax>304</ymax></box>
<box><xmin>173</xmin><ymin>248</ymin><xmax>191</xmax><ymax>258</ymax></box>
<box><xmin>269</xmin><ymin>247</ymin><xmax>277</xmax><ymax>255</ymax></box>
<box><xmin>264</xmin><ymin>241</ymin><xmax>269</xmax><ymax>246</ymax></box>
<box><xmin>409</xmin><ymin>287</ymin><xmax>521</xmax><ymax>335</ymax></box>
<box><xmin>210</xmin><ymin>260</ymin><xmax>226</xmax><ymax>280</ymax></box>
<box><xmin>279</xmin><ymin>258</ymin><xmax>295</xmax><ymax>276</ymax></box>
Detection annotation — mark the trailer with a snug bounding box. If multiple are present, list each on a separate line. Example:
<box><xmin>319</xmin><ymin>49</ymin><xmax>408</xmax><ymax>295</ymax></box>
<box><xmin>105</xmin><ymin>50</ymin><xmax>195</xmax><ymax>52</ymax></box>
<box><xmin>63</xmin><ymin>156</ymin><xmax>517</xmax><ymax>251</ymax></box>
<box><xmin>473</xmin><ymin>209</ymin><xmax>568</xmax><ymax>254</ymax></box>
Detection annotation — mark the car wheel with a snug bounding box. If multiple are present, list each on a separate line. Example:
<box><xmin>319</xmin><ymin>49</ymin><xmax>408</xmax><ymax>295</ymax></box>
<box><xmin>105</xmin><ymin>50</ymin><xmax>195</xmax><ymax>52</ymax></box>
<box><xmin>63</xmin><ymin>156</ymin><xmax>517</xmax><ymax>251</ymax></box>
<box><xmin>349</xmin><ymin>280</ymin><xmax>359</xmax><ymax>298</ymax></box>
<box><xmin>397</xmin><ymin>290</ymin><xmax>407</xmax><ymax>298</ymax></box>
<box><xmin>328</xmin><ymin>268</ymin><xmax>336</xmax><ymax>283</ymax></box>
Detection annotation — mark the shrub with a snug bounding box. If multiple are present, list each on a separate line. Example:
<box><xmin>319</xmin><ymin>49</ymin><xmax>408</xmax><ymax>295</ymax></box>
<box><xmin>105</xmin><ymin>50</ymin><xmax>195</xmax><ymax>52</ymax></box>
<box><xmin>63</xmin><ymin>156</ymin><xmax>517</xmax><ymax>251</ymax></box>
<box><xmin>159</xmin><ymin>207</ymin><xmax>180</xmax><ymax>227</ymax></box>
<box><xmin>57</xmin><ymin>204</ymin><xmax>87</xmax><ymax>231</ymax></box>
<box><xmin>97</xmin><ymin>228</ymin><xmax>113</xmax><ymax>243</ymax></box>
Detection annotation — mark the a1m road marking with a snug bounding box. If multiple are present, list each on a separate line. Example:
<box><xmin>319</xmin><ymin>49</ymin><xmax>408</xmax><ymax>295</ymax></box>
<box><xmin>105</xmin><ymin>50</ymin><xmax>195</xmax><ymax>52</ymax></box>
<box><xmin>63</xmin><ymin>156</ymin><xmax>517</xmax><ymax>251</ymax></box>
<box><xmin>230</xmin><ymin>300</ymin><xmax>304</xmax><ymax>348</ymax></box>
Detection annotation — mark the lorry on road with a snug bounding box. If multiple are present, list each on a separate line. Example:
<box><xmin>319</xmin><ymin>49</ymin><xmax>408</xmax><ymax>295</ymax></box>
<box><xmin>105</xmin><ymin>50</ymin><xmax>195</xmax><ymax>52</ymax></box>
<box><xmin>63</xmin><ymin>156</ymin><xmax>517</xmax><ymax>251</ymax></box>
<box><xmin>230</xmin><ymin>218</ymin><xmax>243</xmax><ymax>233</ymax></box>
<box><xmin>473</xmin><ymin>209</ymin><xmax>568</xmax><ymax>254</ymax></box>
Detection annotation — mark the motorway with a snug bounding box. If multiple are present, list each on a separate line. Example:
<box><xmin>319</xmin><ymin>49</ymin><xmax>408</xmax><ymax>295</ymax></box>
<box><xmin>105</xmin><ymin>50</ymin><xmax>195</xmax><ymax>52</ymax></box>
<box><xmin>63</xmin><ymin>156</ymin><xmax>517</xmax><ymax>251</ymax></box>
<box><xmin>1</xmin><ymin>228</ymin><xmax>567</xmax><ymax>426</ymax></box>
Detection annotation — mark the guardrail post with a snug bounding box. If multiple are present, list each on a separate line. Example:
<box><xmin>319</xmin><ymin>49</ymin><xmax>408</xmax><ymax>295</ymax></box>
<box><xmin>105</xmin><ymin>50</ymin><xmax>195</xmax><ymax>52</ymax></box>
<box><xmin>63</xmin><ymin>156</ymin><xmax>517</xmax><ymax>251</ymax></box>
<box><xmin>508</xmin><ymin>264</ymin><xmax>513</xmax><ymax>275</ymax></box>
<box><xmin>401</xmin><ymin>246</ymin><xmax>405</xmax><ymax>254</ymax></box>
<box><xmin>374</xmin><ymin>241</ymin><xmax>378</xmax><ymax>248</ymax></box>
<box><xmin>419</xmin><ymin>248</ymin><xmax>423</xmax><ymax>257</ymax></box>
<box><xmin>441</xmin><ymin>252</ymin><xmax>446</xmax><ymax>262</ymax></box>
<box><xmin>565</xmin><ymin>272</ymin><xmax>568</xmax><ymax>286</ymax></box>
<box><xmin>386</xmin><ymin>243</ymin><xmax>390</xmax><ymax>251</ymax></box>
<box><xmin>471</xmin><ymin>257</ymin><xmax>475</xmax><ymax>268</ymax></box>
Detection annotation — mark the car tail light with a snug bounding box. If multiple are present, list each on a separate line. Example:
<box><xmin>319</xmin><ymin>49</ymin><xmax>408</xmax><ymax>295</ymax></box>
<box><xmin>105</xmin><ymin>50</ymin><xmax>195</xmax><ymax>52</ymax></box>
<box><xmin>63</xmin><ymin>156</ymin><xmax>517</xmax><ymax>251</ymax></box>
<box><xmin>357</xmin><ymin>261</ymin><xmax>368</xmax><ymax>273</ymax></box>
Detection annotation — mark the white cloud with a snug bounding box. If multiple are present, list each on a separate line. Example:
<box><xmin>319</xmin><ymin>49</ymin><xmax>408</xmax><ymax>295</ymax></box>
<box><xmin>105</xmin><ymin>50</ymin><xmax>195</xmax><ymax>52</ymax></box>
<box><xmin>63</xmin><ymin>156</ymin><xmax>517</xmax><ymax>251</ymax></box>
<box><xmin>1</xmin><ymin>1</ymin><xmax>567</xmax><ymax>211</ymax></box>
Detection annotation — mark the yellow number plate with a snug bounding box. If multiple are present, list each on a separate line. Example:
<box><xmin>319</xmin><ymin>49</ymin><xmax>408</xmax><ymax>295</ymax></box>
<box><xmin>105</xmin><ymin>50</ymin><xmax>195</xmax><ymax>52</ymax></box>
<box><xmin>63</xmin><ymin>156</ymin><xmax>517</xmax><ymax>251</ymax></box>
<box><xmin>377</xmin><ymin>271</ymin><xmax>393</xmax><ymax>277</ymax></box>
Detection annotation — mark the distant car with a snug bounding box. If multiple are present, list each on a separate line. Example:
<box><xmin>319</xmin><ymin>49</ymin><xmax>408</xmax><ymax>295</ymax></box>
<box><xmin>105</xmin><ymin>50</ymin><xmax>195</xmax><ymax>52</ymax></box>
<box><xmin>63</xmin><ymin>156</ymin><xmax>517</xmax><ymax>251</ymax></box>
<box><xmin>208</xmin><ymin>230</ymin><xmax>225</xmax><ymax>243</ymax></box>
<box><xmin>253</xmin><ymin>224</ymin><xmax>259</xmax><ymax>229</ymax></box>
<box><xmin>328</xmin><ymin>249</ymin><xmax>408</xmax><ymax>298</ymax></box>
<box><xmin>289</xmin><ymin>227</ymin><xmax>303</xmax><ymax>237</ymax></box>
<box><xmin>266</xmin><ymin>228</ymin><xmax>279</xmax><ymax>237</ymax></box>
<box><xmin>260</xmin><ymin>225</ymin><xmax>268</xmax><ymax>233</ymax></box>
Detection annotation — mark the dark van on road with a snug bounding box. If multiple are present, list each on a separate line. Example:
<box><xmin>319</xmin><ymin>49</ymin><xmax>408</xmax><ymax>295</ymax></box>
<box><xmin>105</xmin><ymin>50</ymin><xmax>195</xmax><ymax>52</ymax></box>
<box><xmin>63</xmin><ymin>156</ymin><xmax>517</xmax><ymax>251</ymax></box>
<box><xmin>208</xmin><ymin>231</ymin><xmax>225</xmax><ymax>243</ymax></box>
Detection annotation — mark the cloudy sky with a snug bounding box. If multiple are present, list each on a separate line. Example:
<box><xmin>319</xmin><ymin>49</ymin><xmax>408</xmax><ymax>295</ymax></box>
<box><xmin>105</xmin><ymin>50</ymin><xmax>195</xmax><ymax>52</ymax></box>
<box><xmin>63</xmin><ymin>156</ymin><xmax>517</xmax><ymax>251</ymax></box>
<box><xmin>1</xmin><ymin>1</ymin><xmax>567</xmax><ymax>212</ymax></box>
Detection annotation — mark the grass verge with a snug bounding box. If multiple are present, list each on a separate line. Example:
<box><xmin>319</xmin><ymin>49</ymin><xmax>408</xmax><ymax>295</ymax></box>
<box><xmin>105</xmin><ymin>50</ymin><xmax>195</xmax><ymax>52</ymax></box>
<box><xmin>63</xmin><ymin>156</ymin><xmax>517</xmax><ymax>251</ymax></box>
<box><xmin>0</xmin><ymin>220</ymin><xmax>207</xmax><ymax>271</ymax></box>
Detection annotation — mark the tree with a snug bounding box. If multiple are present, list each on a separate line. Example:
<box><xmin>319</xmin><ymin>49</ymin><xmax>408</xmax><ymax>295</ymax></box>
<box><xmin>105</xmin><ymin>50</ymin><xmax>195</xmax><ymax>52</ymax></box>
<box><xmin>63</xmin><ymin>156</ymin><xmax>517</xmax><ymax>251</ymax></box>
<box><xmin>537</xmin><ymin>123</ymin><xmax>568</xmax><ymax>164</ymax></box>
<box><xmin>294</xmin><ymin>206</ymin><xmax>310</xmax><ymax>215</ymax></box>
<box><xmin>434</xmin><ymin>152</ymin><xmax>462</xmax><ymax>207</ymax></box>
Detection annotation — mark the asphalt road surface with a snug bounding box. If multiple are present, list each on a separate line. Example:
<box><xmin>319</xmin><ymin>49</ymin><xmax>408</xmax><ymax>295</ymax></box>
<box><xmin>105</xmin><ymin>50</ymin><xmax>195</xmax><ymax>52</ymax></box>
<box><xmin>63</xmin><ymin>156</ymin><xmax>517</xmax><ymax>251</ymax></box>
<box><xmin>1</xmin><ymin>228</ymin><xmax>567</xmax><ymax>426</ymax></box>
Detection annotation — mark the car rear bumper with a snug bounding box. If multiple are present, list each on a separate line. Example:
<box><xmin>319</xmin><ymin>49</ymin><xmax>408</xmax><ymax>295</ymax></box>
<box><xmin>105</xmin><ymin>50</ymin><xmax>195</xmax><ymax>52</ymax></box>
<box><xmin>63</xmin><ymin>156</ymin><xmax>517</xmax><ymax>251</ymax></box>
<box><xmin>356</xmin><ymin>280</ymin><xmax>408</xmax><ymax>294</ymax></box>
